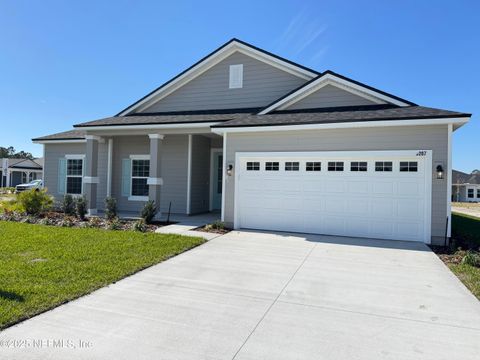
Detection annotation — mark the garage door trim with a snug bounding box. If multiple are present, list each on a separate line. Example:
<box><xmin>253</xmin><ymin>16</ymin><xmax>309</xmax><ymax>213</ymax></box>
<box><xmin>233</xmin><ymin>150</ymin><xmax>432</xmax><ymax>243</ymax></box>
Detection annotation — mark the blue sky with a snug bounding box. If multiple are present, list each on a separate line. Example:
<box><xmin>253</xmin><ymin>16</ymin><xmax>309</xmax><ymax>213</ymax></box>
<box><xmin>0</xmin><ymin>0</ymin><xmax>478</xmax><ymax>172</ymax></box>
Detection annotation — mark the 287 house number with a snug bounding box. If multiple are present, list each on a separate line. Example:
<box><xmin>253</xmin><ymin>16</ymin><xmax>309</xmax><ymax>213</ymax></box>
<box><xmin>416</xmin><ymin>150</ymin><xmax>427</xmax><ymax>156</ymax></box>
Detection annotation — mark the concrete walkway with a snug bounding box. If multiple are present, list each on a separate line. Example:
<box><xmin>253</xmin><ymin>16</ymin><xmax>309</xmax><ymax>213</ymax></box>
<box><xmin>1</xmin><ymin>231</ymin><xmax>479</xmax><ymax>359</ymax></box>
<box><xmin>453</xmin><ymin>206</ymin><xmax>480</xmax><ymax>219</ymax></box>
<box><xmin>155</xmin><ymin>212</ymin><xmax>222</xmax><ymax>240</ymax></box>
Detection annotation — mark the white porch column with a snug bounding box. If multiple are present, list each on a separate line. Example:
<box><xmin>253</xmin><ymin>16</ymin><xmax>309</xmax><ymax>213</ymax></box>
<box><xmin>84</xmin><ymin>135</ymin><xmax>101</xmax><ymax>215</ymax></box>
<box><xmin>148</xmin><ymin>134</ymin><xmax>164</xmax><ymax>218</ymax></box>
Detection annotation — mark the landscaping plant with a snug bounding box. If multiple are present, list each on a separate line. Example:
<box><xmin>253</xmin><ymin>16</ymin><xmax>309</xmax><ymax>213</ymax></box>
<box><xmin>141</xmin><ymin>200</ymin><xmax>158</xmax><ymax>224</ymax></box>
<box><xmin>105</xmin><ymin>197</ymin><xmax>117</xmax><ymax>220</ymax></box>
<box><xmin>62</xmin><ymin>194</ymin><xmax>75</xmax><ymax>215</ymax></box>
<box><xmin>75</xmin><ymin>196</ymin><xmax>88</xmax><ymax>220</ymax></box>
<box><xmin>16</xmin><ymin>189</ymin><xmax>53</xmax><ymax>216</ymax></box>
<box><xmin>133</xmin><ymin>219</ymin><xmax>147</xmax><ymax>232</ymax></box>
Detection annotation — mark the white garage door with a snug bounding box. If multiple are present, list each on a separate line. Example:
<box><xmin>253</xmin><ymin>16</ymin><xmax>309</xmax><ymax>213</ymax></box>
<box><xmin>235</xmin><ymin>151</ymin><xmax>432</xmax><ymax>242</ymax></box>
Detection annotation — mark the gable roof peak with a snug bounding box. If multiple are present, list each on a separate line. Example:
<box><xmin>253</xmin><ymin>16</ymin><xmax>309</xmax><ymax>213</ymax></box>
<box><xmin>116</xmin><ymin>38</ymin><xmax>319</xmax><ymax>116</ymax></box>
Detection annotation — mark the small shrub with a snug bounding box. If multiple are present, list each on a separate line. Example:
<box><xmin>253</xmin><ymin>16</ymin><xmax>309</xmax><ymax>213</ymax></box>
<box><xmin>75</xmin><ymin>196</ymin><xmax>88</xmax><ymax>220</ymax></box>
<box><xmin>62</xmin><ymin>194</ymin><xmax>75</xmax><ymax>215</ymax></box>
<box><xmin>104</xmin><ymin>197</ymin><xmax>117</xmax><ymax>220</ymax></box>
<box><xmin>60</xmin><ymin>216</ymin><xmax>74</xmax><ymax>227</ymax></box>
<box><xmin>462</xmin><ymin>251</ymin><xmax>480</xmax><ymax>267</ymax></box>
<box><xmin>87</xmin><ymin>217</ymin><xmax>102</xmax><ymax>228</ymax></box>
<box><xmin>108</xmin><ymin>217</ymin><xmax>122</xmax><ymax>230</ymax></box>
<box><xmin>17</xmin><ymin>189</ymin><xmax>53</xmax><ymax>216</ymax></box>
<box><xmin>205</xmin><ymin>220</ymin><xmax>225</xmax><ymax>231</ymax></box>
<box><xmin>141</xmin><ymin>200</ymin><xmax>158</xmax><ymax>224</ymax></box>
<box><xmin>38</xmin><ymin>217</ymin><xmax>51</xmax><ymax>226</ymax></box>
<box><xmin>133</xmin><ymin>219</ymin><xmax>147</xmax><ymax>232</ymax></box>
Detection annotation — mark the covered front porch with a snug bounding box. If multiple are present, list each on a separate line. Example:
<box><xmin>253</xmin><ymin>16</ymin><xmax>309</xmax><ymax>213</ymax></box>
<box><xmin>81</xmin><ymin>129</ymin><xmax>224</xmax><ymax>218</ymax></box>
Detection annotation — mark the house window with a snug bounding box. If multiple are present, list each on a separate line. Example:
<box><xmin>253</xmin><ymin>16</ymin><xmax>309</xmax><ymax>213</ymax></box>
<box><xmin>351</xmin><ymin>162</ymin><xmax>367</xmax><ymax>172</ymax></box>
<box><xmin>306</xmin><ymin>162</ymin><xmax>321</xmax><ymax>171</ymax></box>
<box><xmin>229</xmin><ymin>64</ymin><xmax>243</xmax><ymax>89</ymax></box>
<box><xmin>285</xmin><ymin>162</ymin><xmax>299</xmax><ymax>171</ymax></box>
<box><xmin>468</xmin><ymin>189</ymin><xmax>474</xmax><ymax>198</ymax></box>
<box><xmin>66</xmin><ymin>159</ymin><xmax>83</xmax><ymax>195</ymax></box>
<box><xmin>328</xmin><ymin>162</ymin><xmax>344</xmax><ymax>171</ymax></box>
<box><xmin>131</xmin><ymin>159</ymin><xmax>150</xmax><ymax>197</ymax></box>
<box><xmin>21</xmin><ymin>172</ymin><xmax>28</xmax><ymax>183</ymax></box>
<box><xmin>246</xmin><ymin>162</ymin><xmax>260</xmax><ymax>171</ymax></box>
<box><xmin>375</xmin><ymin>161</ymin><xmax>393</xmax><ymax>172</ymax></box>
<box><xmin>265</xmin><ymin>162</ymin><xmax>279</xmax><ymax>171</ymax></box>
<box><xmin>477</xmin><ymin>189</ymin><xmax>480</xmax><ymax>198</ymax></box>
<box><xmin>400</xmin><ymin>161</ymin><xmax>418</xmax><ymax>172</ymax></box>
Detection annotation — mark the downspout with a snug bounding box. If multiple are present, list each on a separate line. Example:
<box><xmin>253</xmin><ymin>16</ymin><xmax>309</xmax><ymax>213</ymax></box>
<box><xmin>106</xmin><ymin>138</ymin><xmax>113</xmax><ymax>197</ymax></box>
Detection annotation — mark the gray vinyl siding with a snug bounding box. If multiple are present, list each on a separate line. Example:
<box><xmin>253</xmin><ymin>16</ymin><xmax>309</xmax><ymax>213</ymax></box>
<box><xmin>139</xmin><ymin>52</ymin><xmax>307</xmax><ymax>112</ymax></box>
<box><xmin>224</xmin><ymin>125</ymin><xmax>449</xmax><ymax>243</ymax></box>
<box><xmin>189</xmin><ymin>135</ymin><xmax>210</xmax><ymax>214</ymax></box>
<box><xmin>43</xmin><ymin>143</ymin><xmax>88</xmax><ymax>206</ymax></box>
<box><xmin>285</xmin><ymin>84</ymin><xmax>378</xmax><ymax>110</ymax></box>
<box><xmin>111</xmin><ymin>135</ymin><xmax>188</xmax><ymax>214</ymax></box>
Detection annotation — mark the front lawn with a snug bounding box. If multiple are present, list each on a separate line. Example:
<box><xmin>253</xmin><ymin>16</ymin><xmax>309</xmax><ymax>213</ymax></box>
<box><xmin>433</xmin><ymin>212</ymin><xmax>480</xmax><ymax>300</ymax></box>
<box><xmin>451</xmin><ymin>212</ymin><xmax>480</xmax><ymax>249</ymax></box>
<box><xmin>0</xmin><ymin>221</ymin><xmax>205</xmax><ymax>329</ymax></box>
<box><xmin>448</xmin><ymin>263</ymin><xmax>480</xmax><ymax>300</ymax></box>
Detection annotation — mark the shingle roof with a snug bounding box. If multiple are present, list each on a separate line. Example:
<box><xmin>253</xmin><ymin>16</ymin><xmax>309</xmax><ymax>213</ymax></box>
<box><xmin>32</xmin><ymin>130</ymin><xmax>86</xmax><ymax>141</ymax></box>
<box><xmin>33</xmin><ymin>105</ymin><xmax>470</xmax><ymax>141</ymax></box>
<box><xmin>453</xmin><ymin>170</ymin><xmax>480</xmax><ymax>185</ymax></box>
<box><xmin>212</xmin><ymin>106</ymin><xmax>470</xmax><ymax>128</ymax></box>
<box><xmin>73</xmin><ymin>109</ymin><xmax>259</xmax><ymax>128</ymax></box>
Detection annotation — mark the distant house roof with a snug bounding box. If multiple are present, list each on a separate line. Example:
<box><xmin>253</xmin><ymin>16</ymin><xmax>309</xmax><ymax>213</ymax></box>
<box><xmin>453</xmin><ymin>170</ymin><xmax>480</xmax><ymax>185</ymax></box>
<box><xmin>7</xmin><ymin>158</ymin><xmax>43</xmax><ymax>170</ymax></box>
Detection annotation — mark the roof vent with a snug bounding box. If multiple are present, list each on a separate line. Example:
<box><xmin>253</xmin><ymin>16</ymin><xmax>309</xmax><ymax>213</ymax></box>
<box><xmin>229</xmin><ymin>64</ymin><xmax>243</xmax><ymax>89</ymax></box>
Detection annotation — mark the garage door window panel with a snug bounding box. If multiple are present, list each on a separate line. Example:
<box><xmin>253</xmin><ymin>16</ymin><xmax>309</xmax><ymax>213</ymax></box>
<box><xmin>400</xmin><ymin>161</ymin><xmax>418</xmax><ymax>172</ymax></box>
<box><xmin>328</xmin><ymin>162</ymin><xmax>344</xmax><ymax>171</ymax></box>
<box><xmin>306</xmin><ymin>162</ymin><xmax>321</xmax><ymax>171</ymax></box>
<box><xmin>265</xmin><ymin>162</ymin><xmax>279</xmax><ymax>171</ymax></box>
<box><xmin>351</xmin><ymin>162</ymin><xmax>368</xmax><ymax>172</ymax></box>
<box><xmin>246</xmin><ymin>162</ymin><xmax>260</xmax><ymax>171</ymax></box>
<box><xmin>285</xmin><ymin>162</ymin><xmax>299</xmax><ymax>171</ymax></box>
<box><xmin>375</xmin><ymin>161</ymin><xmax>393</xmax><ymax>172</ymax></box>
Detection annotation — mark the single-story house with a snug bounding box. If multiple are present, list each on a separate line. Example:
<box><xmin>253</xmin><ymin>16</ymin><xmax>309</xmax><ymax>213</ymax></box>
<box><xmin>32</xmin><ymin>39</ymin><xmax>471</xmax><ymax>245</ymax></box>
<box><xmin>0</xmin><ymin>158</ymin><xmax>43</xmax><ymax>188</ymax></box>
<box><xmin>452</xmin><ymin>169</ymin><xmax>480</xmax><ymax>202</ymax></box>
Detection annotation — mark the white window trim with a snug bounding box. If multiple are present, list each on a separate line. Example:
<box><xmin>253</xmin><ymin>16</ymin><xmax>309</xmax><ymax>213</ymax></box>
<box><xmin>129</xmin><ymin>155</ymin><xmax>150</xmax><ymax>201</ymax></box>
<box><xmin>66</xmin><ymin>157</ymin><xmax>84</xmax><ymax>196</ymax></box>
<box><xmin>229</xmin><ymin>64</ymin><xmax>243</xmax><ymax>89</ymax></box>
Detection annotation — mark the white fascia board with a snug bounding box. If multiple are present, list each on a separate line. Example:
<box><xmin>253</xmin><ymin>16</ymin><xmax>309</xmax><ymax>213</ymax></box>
<box><xmin>259</xmin><ymin>73</ymin><xmax>410</xmax><ymax>115</ymax></box>
<box><xmin>75</xmin><ymin>122</ymin><xmax>221</xmax><ymax>132</ymax></box>
<box><xmin>211</xmin><ymin>117</ymin><xmax>470</xmax><ymax>135</ymax></box>
<box><xmin>32</xmin><ymin>139</ymin><xmax>86</xmax><ymax>144</ymax></box>
<box><xmin>119</xmin><ymin>41</ymin><xmax>317</xmax><ymax>115</ymax></box>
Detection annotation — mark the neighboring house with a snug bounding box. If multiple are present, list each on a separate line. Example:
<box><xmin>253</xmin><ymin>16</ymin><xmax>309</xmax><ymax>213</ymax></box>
<box><xmin>0</xmin><ymin>158</ymin><xmax>43</xmax><ymax>187</ymax></box>
<box><xmin>452</xmin><ymin>169</ymin><xmax>480</xmax><ymax>202</ymax></box>
<box><xmin>32</xmin><ymin>39</ymin><xmax>471</xmax><ymax>245</ymax></box>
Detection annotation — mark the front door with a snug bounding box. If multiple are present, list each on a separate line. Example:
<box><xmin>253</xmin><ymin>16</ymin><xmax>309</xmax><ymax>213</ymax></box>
<box><xmin>211</xmin><ymin>152</ymin><xmax>223</xmax><ymax>210</ymax></box>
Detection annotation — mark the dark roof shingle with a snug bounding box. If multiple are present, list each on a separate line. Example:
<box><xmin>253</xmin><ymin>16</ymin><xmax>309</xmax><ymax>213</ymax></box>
<box><xmin>212</xmin><ymin>106</ymin><xmax>470</xmax><ymax>128</ymax></box>
<box><xmin>32</xmin><ymin>130</ymin><xmax>86</xmax><ymax>141</ymax></box>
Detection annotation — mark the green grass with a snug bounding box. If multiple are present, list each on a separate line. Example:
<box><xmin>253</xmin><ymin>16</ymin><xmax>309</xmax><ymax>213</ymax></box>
<box><xmin>0</xmin><ymin>221</ymin><xmax>205</xmax><ymax>329</ymax></box>
<box><xmin>446</xmin><ymin>213</ymin><xmax>480</xmax><ymax>300</ymax></box>
<box><xmin>451</xmin><ymin>212</ymin><xmax>480</xmax><ymax>249</ymax></box>
<box><xmin>448</xmin><ymin>264</ymin><xmax>480</xmax><ymax>300</ymax></box>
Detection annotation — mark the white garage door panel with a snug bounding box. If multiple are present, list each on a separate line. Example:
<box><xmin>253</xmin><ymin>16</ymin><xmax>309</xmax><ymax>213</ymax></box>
<box><xmin>235</xmin><ymin>151</ymin><xmax>432</xmax><ymax>243</ymax></box>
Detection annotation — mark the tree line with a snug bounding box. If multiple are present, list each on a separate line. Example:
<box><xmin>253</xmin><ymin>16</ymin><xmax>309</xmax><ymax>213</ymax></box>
<box><xmin>0</xmin><ymin>146</ymin><xmax>34</xmax><ymax>160</ymax></box>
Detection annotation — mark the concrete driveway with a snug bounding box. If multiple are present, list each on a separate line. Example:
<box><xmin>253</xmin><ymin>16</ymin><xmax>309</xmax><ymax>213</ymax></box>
<box><xmin>1</xmin><ymin>231</ymin><xmax>480</xmax><ymax>359</ymax></box>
